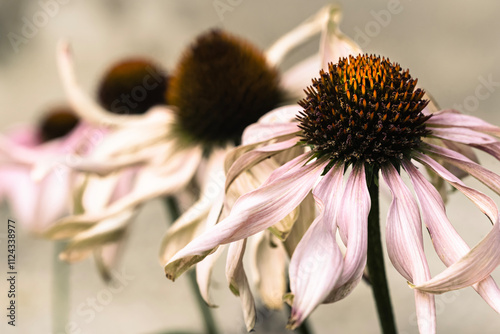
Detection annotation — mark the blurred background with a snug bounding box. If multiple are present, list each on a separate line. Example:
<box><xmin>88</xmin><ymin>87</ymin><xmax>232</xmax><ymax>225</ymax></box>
<box><xmin>1</xmin><ymin>0</ymin><xmax>500</xmax><ymax>333</ymax></box>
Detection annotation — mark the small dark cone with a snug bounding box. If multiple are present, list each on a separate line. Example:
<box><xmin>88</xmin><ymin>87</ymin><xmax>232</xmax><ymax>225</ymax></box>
<box><xmin>298</xmin><ymin>54</ymin><xmax>431</xmax><ymax>167</ymax></box>
<box><xmin>168</xmin><ymin>29</ymin><xmax>284</xmax><ymax>147</ymax></box>
<box><xmin>97</xmin><ymin>59</ymin><xmax>168</xmax><ymax>115</ymax></box>
<box><xmin>39</xmin><ymin>106</ymin><xmax>79</xmax><ymax>142</ymax></box>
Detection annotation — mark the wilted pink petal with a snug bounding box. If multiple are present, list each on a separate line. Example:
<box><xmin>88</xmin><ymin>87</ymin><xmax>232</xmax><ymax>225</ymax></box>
<box><xmin>165</xmin><ymin>154</ymin><xmax>328</xmax><ymax>280</ymax></box>
<box><xmin>326</xmin><ymin>163</ymin><xmax>369</xmax><ymax>303</ymax></box>
<box><xmin>225</xmin><ymin>239</ymin><xmax>256</xmax><ymax>331</ymax></box>
<box><xmin>288</xmin><ymin>163</ymin><xmax>344</xmax><ymax>329</ymax></box>
<box><xmin>404</xmin><ymin>160</ymin><xmax>500</xmax><ymax>312</ymax></box>
<box><xmin>382</xmin><ymin>163</ymin><xmax>436</xmax><ymax>334</ymax></box>
<box><xmin>414</xmin><ymin>153</ymin><xmax>500</xmax><ymax>292</ymax></box>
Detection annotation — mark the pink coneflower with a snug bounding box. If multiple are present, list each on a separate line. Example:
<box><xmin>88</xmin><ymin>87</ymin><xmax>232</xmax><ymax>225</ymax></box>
<box><xmin>0</xmin><ymin>107</ymin><xmax>86</xmax><ymax>232</ymax></box>
<box><xmin>165</xmin><ymin>54</ymin><xmax>500</xmax><ymax>333</ymax></box>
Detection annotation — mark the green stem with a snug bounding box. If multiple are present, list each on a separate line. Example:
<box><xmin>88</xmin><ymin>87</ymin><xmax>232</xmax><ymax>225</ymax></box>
<box><xmin>367</xmin><ymin>178</ymin><xmax>397</xmax><ymax>334</ymax></box>
<box><xmin>53</xmin><ymin>241</ymin><xmax>70</xmax><ymax>333</ymax></box>
<box><xmin>163</xmin><ymin>196</ymin><xmax>219</xmax><ymax>334</ymax></box>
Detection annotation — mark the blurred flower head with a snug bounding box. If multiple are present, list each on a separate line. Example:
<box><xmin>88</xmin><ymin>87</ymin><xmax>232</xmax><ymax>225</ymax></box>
<box><xmin>45</xmin><ymin>5</ymin><xmax>360</xmax><ymax>326</ymax></box>
<box><xmin>165</xmin><ymin>54</ymin><xmax>500</xmax><ymax>332</ymax></box>
<box><xmin>0</xmin><ymin>106</ymin><xmax>83</xmax><ymax>232</ymax></box>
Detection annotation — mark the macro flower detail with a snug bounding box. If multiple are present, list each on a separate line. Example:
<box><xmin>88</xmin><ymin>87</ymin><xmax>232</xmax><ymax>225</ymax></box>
<box><xmin>298</xmin><ymin>55</ymin><xmax>430</xmax><ymax>166</ymax></box>
<box><xmin>45</xmin><ymin>5</ymin><xmax>362</xmax><ymax>330</ymax></box>
<box><xmin>165</xmin><ymin>54</ymin><xmax>500</xmax><ymax>333</ymax></box>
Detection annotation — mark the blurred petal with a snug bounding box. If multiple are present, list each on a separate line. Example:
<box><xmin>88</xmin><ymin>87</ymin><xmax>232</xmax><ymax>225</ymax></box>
<box><xmin>252</xmin><ymin>232</ymin><xmax>287</xmax><ymax>309</ymax></box>
<box><xmin>57</xmin><ymin>41</ymin><xmax>146</xmax><ymax>127</ymax></box>
<box><xmin>60</xmin><ymin>209</ymin><xmax>136</xmax><ymax>263</ymax></box>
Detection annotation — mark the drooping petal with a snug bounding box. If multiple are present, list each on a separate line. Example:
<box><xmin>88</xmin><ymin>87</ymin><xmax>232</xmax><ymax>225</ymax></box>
<box><xmin>251</xmin><ymin>231</ymin><xmax>287</xmax><ymax>310</ymax></box>
<box><xmin>288</xmin><ymin>162</ymin><xmax>344</xmax><ymax>329</ymax></box>
<box><xmin>196</xmin><ymin>245</ymin><xmax>225</xmax><ymax>307</ymax></box>
<box><xmin>225</xmin><ymin>137</ymin><xmax>301</xmax><ymax>192</ymax></box>
<box><xmin>425</xmin><ymin>109</ymin><xmax>500</xmax><ymax>136</ymax></box>
<box><xmin>423</xmin><ymin>143</ymin><xmax>500</xmax><ymax>195</ymax></box>
<box><xmin>165</xmin><ymin>154</ymin><xmax>328</xmax><ymax>281</ymax></box>
<box><xmin>404</xmin><ymin>160</ymin><xmax>500</xmax><ymax>313</ymax></box>
<box><xmin>413</xmin><ymin>153</ymin><xmax>500</xmax><ymax>292</ymax></box>
<box><xmin>225</xmin><ymin>239</ymin><xmax>256</xmax><ymax>332</ymax></box>
<box><xmin>59</xmin><ymin>209</ymin><xmax>136</xmax><ymax>262</ymax></box>
<box><xmin>326</xmin><ymin>163</ymin><xmax>370</xmax><ymax>303</ymax></box>
<box><xmin>318</xmin><ymin>6</ymin><xmax>361</xmax><ymax>69</ymax></box>
<box><xmin>266</xmin><ymin>5</ymin><xmax>342</xmax><ymax>66</ymax></box>
<box><xmin>47</xmin><ymin>147</ymin><xmax>202</xmax><ymax>236</ymax></box>
<box><xmin>382</xmin><ymin>163</ymin><xmax>435</xmax><ymax>334</ymax></box>
<box><xmin>284</xmin><ymin>192</ymin><xmax>316</xmax><ymax>256</ymax></box>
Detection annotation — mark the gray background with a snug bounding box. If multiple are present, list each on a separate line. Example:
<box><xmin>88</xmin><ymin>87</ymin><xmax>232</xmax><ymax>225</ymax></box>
<box><xmin>0</xmin><ymin>0</ymin><xmax>500</xmax><ymax>333</ymax></box>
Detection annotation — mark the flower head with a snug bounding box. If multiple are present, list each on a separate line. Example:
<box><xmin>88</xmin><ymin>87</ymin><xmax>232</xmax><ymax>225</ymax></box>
<box><xmin>46</xmin><ymin>5</ymin><xmax>361</xmax><ymax>328</ymax></box>
<box><xmin>0</xmin><ymin>106</ymin><xmax>85</xmax><ymax>232</ymax></box>
<box><xmin>165</xmin><ymin>54</ymin><xmax>500</xmax><ymax>333</ymax></box>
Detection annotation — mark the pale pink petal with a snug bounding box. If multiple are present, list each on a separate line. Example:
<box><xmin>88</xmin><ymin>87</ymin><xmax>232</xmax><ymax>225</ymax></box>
<box><xmin>0</xmin><ymin>167</ymin><xmax>39</xmax><ymax>229</ymax></box>
<box><xmin>403</xmin><ymin>159</ymin><xmax>500</xmax><ymax>312</ymax></box>
<box><xmin>424</xmin><ymin>143</ymin><xmax>500</xmax><ymax>195</ymax></box>
<box><xmin>281</xmin><ymin>55</ymin><xmax>321</xmax><ymax>99</ymax></box>
<box><xmin>196</xmin><ymin>246</ymin><xmax>225</xmax><ymax>307</ymax></box>
<box><xmin>413</xmin><ymin>153</ymin><xmax>500</xmax><ymax>292</ymax></box>
<box><xmin>225</xmin><ymin>137</ymin><xmax>301</xmax><ymax>192</ymax></box>
<box><xmin>288</xmin><ymin>163</ymin><xmax>344</xmax><ymax>329</ymax></box>
<box><xmin>430</xmin><ymin>127</ymin><xmax>498</xmax><ymax>145</ymax></box>
<box><xmin>47</xmin><ymin>147</ymin><xmax>202</xmax><ymax>234</ymax></box>
<box><xmin>426</xmin><ymin>109</ymin><xmax>500</xmax><ymax>136</ymax></box>
<box><xmin>382</xmin><ymin>163</ymin><xmax>435</xmax><ymax>334</ymax></box>
<box><xmin>251</xmin><ymin>232</ymin><xmax>287</xmax><ymax>310</ymax></box>
<box><xmin>225</xmin><ymin>239</ymin><xmax>255</xmax><ymax>331</ymax></box>
<box><xmin>242</xmin><ymin>121</ymin><xmax>300</xmax><ymax>146</ymax></box>
<box><xmin>326</xmin><ymin>163</ymin><xmax>370</xmax><ymax>303</ymax></box>
<box><xmin>284</xmin><ymin>192</ymin><xmax>316</xmax><ymax>256</ymax></box>
<box><xmin>318</xmin><ymin>8</ymin><xmax>362</xmax><ymax>69</ymax></box>
<box><xmin>256</xmin><ymin>104</ymin><xmax>303</xmax><ymax>125</ymax></box>
<box><xmin>165</xmin><ymin>154</ymin><xmax>328</xmax><ymax>280</ymax></box>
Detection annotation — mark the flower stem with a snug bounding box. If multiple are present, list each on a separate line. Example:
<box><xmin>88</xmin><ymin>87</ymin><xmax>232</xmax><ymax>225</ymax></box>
<box><xmin>367</xmin><ymin>178</ymin><xmax>397</xmax><ymax>334</ymax></box>
<box><xmin>53</xmin><ymin>241</ymin><xmax>70</xmax><ymax>333</ymax></box>
<box><xmin>163</xmin><ymin>196</ymin><xmax>219</xmax><ymax>334</ymax></box>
